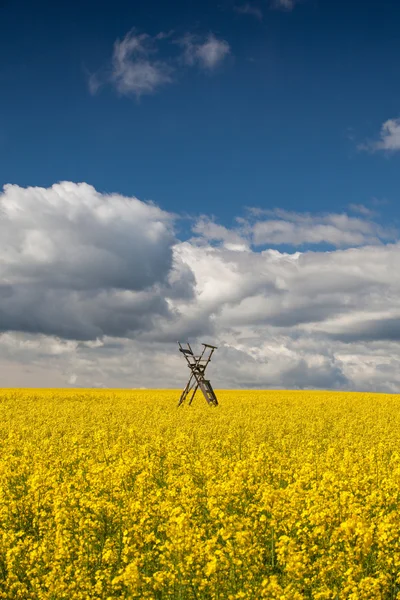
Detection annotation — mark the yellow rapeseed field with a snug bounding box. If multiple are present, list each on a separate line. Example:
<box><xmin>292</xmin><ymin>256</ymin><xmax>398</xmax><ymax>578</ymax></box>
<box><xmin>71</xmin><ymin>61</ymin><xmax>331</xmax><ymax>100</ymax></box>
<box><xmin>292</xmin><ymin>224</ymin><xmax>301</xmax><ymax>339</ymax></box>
<box><xmin>0</xmin><ymin>389</ymin><xmax>400</xmax><ymax>599</ymax></box>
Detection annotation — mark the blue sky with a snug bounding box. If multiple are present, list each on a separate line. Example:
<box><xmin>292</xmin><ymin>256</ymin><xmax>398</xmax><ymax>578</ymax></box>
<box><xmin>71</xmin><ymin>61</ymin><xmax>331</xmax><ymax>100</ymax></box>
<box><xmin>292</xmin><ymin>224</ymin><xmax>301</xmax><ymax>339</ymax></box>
<box><xmin>1</xmin><ymin>0</ymin><xmax>400</xmax><ymax>226</ymax></box>
<box><xmin>2</xmin><ymin>0</ymin><xmax>400</xmax><ymax>391</ymax></box>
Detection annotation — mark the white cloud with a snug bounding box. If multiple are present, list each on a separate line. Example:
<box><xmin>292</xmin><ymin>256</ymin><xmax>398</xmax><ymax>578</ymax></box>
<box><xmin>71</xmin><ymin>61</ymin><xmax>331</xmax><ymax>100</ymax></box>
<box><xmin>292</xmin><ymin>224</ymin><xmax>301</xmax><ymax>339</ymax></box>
<box><xmin>191</xmin><ymin>216</ymin><xmax>250</xmax><ymax>251</ymax></box>
<box><xmin>0</xmin><ymin>182</ymin><xmax>193</xmax><ymax>341</ymax></box>
<box><xmin>348</xmin><ymin>203</ymin><xmax>376</xmax><ymax>217</ymax></box>
<box><xmin>234</xmin><ymin>4</ymin><xmax>263</xmax><ymax>20</ymax></box>
<box><xmin>360</xmin><ymin>117</ymin><xmax>400</xmax><ymax>153</ymax></box>
<box><xmin>247</xmin><ymin>208</ymin><xmax>395</xmax><ymax>247</ymax></box>
<box><xmin>111</xmin><ymin>31</ymin><xmax>173</xmax><ymax>97</ymax></box>
<box><xmin>90</xmin><ymin>29</ymin><xmax>230</xmax><ymax>98</ymax></box>
<box><xmin>89</xmin><ymin>29</ymin><xmax>173</xmax><ymax>98</ymax></box>
<box><xmin>180</xmin><ymin>34</ymin><xmax>231</xmax><ymax>70</ymax></box>
<box><xmin>2</xmin><ymin>182</ymin><xmax>400</xmax><ymax>392</ymax></box>
<box><xmin>192</xmin><ymin>208</ymin><xmax>396</xmax><ymax>250</ymax></box>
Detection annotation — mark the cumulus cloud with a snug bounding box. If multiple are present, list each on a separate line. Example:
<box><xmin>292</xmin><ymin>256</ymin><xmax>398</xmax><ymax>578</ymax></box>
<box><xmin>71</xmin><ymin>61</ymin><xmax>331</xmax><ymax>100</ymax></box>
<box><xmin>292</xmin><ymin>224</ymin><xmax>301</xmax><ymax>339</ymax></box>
<box><xmin>2</xmin><ymin>182</ymin><xmax>400</xmax><ymax>392</ymax></box>
<box><xmin>90</xmin><ymin>29</ymin><xmax>230</xmax><ymax>98</ymax></box>
<box><xmin>167</xmin><ymin>240</ymin><xmax>400</xmax><ymax>391</ymax></box>
<box><xmin>0</xmin><ymin>182</ymin><xmax>194</xmax><ymax>341</ymax></box>
<box><xmin>359</xmin><ymin>117</ymin><xmax>400</xmax><ymax>153</ymax></box>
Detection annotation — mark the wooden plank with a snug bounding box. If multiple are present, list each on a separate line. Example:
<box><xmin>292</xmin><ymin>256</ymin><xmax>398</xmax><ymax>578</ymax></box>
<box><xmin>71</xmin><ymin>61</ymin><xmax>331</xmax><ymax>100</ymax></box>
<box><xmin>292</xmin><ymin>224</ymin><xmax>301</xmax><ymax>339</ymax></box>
<box><xmin>179</xmin><ymin>348</ymin><xmax>193</xmax><ymax>355</ymax></box>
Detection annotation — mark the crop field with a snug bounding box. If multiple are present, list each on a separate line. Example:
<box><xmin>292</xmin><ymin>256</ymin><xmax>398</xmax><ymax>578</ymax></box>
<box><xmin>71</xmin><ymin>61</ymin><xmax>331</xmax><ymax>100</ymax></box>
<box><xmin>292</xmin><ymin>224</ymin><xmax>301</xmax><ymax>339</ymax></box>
<box><xmin>0</xmin><ymin>389</ymin><xmax>400</xmax><ymax>599</ymax></box>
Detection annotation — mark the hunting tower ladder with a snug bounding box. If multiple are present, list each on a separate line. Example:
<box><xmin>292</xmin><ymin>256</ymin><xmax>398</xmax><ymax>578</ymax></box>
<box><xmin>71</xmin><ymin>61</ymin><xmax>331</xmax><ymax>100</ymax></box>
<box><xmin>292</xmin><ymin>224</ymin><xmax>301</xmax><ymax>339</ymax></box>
<box><xmin>177</xmin><ymin>342</ymin><xmax>218</xmax><ymax>407</ymax></box>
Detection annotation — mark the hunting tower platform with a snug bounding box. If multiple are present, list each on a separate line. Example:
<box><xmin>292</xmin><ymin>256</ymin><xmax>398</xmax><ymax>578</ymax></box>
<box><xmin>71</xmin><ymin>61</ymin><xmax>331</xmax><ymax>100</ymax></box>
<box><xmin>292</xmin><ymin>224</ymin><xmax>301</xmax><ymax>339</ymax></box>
<box><xmin>177</xmin><ymin>342</ymin><xmax>218</xmax><ymax>407</ymax></box>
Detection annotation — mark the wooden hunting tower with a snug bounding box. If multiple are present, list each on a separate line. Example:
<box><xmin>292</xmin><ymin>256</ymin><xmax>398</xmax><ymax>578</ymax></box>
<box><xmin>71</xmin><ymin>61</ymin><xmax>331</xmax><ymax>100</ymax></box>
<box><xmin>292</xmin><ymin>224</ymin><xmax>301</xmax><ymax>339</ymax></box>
<box><xmin>177</xmin><ymin>342</ymin><xmax>218</xmax><ymax>407</ymax></box>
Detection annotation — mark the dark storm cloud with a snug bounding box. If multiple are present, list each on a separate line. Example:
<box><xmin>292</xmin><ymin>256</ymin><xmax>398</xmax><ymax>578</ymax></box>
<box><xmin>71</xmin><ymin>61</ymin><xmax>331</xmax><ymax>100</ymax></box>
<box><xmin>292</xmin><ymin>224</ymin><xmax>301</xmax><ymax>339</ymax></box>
<box><xmin>328</xmin><ymin>318</ymin><xmax>400</xmax><ymax>343</ymax></box>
